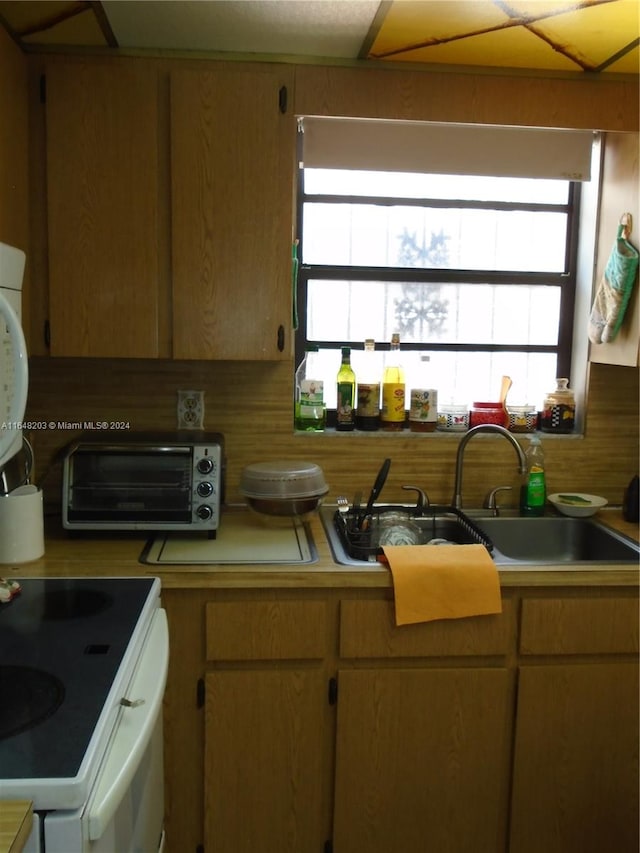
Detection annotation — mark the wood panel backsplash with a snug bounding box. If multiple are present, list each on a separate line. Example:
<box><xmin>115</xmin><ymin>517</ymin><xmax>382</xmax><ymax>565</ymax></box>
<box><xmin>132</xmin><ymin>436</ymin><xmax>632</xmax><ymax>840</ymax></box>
<box><xmin>26</xmin><ymin>357</ymin><xmax>638</xmax><ymax>513</ymax></box>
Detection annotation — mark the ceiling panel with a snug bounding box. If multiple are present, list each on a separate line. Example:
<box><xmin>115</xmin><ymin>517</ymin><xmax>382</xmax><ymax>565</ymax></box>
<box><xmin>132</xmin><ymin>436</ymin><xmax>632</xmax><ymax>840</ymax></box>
<box><xmin>20</xmin><ymin>9</ymin><xmax>106</xmax><ymax>47</ymax></box>
<box><xmin>102</xmin><ymin>0</ymin><xmax>379</xmax><ymax>57</ymax></box>
<box><xmin>387</xmin><ymin>25</ymin><xmax>582</xmax><ymax>70</ymax></box>
<box><xmin>369</xmin><ymin>0</ymin><xmax>640</xmax><ymax>73</ymax></box>
<box><xmin>369</xmin><ymin>0</ymin><xmax>513</xmax><ymax>58</ymax></box>
<box><xmin>526</xmin><ymin>0</ymin><xmax>640</xmax><ymax>70</ymax></box>
<box><xmin>0</xmin><ymin>0</ymin><xmax>637</xmax><ymax>75</ymax></box>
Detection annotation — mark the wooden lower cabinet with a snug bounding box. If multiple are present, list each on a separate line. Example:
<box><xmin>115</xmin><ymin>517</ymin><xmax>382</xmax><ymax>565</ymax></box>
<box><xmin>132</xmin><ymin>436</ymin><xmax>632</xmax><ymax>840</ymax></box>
<box><xmin>510</xmin><ymin>662</ymin><xmax>639</xmax><ymax>853</ymax></box>
<box><xmin>510</xmin><ymin>596</ymin><xmax>640</xmax><ymax>853</ymax></box>
<box><xmin>333</xmin><ymin>667</ymin><xmax>511</xmax><ymax>853</ymax></box>
<box><xmin>162</xmin><ymin>588</ymin><xmax>639</xmax><ymax>853</ymax></box>
<box><xmin>203</xmin><ymin>598</ymin><xmax>331</xmax><ymax>853</ymax></box>
<box><xmin>204</xmin><ymin>669</ymin><xmax>327</xmax><ymax>853</ymax></box>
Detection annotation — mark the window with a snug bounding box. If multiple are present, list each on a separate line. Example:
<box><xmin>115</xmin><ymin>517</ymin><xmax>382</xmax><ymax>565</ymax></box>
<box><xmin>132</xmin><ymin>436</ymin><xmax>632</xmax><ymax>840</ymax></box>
<box><xmin>295</xmin><ymin>122</ymin><xmax>587</xmax><ymax>420</ymax></box>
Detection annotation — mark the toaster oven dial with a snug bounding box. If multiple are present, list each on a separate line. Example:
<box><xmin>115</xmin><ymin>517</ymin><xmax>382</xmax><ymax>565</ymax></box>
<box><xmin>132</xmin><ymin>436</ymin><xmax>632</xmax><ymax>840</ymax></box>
<box><xmin>197</xmin><ymin>458</ymin><xmax>214</xmax><ymax>475</ymax></box>
<box><xmin>197</xmin><ymin>481</ymin><xmax>214</xmax><ymax>498</ymax></box>
<box><xmin>196</xmin><ymin>504</ymin><xmax>213</xmax><ymax>521</ymax></box>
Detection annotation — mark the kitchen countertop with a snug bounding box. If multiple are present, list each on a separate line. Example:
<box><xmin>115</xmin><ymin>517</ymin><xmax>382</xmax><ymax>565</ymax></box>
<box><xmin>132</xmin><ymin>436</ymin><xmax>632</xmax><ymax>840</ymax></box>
<box><xmin>0</xmin><ymin>801</ymin><xmax>31</xmax><ymax>853</ymax></box>
<box><xmin>0</xmin><ymin>508</ymin><xmax>637</xmax><ymax>589</ymax></box>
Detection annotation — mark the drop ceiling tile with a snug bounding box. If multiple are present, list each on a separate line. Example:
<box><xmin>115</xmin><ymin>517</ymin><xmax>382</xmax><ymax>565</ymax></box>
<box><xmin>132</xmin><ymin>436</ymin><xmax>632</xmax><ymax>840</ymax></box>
<box><xmin>0</xmin><ymin>0</ymin><xmax>77</xmax><ymax>33</ymax></box>
<box><xmin>605</xmin><ymin>43</ymin><xmax>640</xmax><ymax>72</ymax></box>
<box><xmin>103</xmin><ymin>0</ymin><xmax>378</xmax><ymax>57</ymax></box>
<box><xmin>22</xmin><ymin>9</ymin><xmax>107</xmax><ymax>46</ymax></box>
<box><xmin>374</xmin><ymin>20</ymin><xmax>583</xmax><ymax>71</ymax></box>
<box><xmin>505</xmin><ymin>0</ymin><xmax>603</xmax><ymax>18</ymax></box>
<box><xmin>369</xmin><ymin>0</ymin><xmax>511</xmax><ymax>59</ymax></box>
<box><xmin>531</xmin><ymin>0</ymin><xmax>640</xmax><ymax>70</ymax></box>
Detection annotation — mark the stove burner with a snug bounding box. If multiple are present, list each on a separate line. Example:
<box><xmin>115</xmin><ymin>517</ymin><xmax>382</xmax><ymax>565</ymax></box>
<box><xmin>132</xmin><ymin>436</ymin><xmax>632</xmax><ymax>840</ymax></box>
<box><xmin>0</xmin><ymin>665</ymin><xmax>65</xmax><ymax>740</ymax></box>
<box><xmin>42</xmin><ymin>589</ymin><xmax>112</xmax><ymax>620</ymax></box>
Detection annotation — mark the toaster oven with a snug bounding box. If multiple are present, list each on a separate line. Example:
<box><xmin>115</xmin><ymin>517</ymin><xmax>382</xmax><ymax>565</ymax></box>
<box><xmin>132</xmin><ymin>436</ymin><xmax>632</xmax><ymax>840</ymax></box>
<box><xmin>62</xmin><ymin>431</ymin><xmax>224</xmax><ymax>533</ymax></box>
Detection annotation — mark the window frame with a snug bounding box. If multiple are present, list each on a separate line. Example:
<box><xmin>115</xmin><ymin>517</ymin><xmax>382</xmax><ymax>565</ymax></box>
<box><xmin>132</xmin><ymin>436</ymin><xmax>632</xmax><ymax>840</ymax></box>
<box><xmin>294</xmin><ymin>147</ymin><xmax>582</xmax><ymax>421</ymax></box>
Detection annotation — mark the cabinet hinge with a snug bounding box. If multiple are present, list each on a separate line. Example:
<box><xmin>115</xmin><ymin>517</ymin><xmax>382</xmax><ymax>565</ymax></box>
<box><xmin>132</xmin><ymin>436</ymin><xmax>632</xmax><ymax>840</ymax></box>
<box><xmin>278</xmin><ymin>85</ymin><xmax>288</xmax><ymax>114</ymax></box>
<box><xmin>328</xmin><ymin>677</ymin><xmax>338</xmax><ymax>706</ymax></box>
<box><xmin>324</xmin><ymin>841</ymin><xmax>334</xmax><ymax>853</ymax></box>
<box><xmin>39</xmin><ymin>74</ymin><xmax>46</xmax><ymax>104</ymax></box>
<box><xmin>197</xmin><ymin>677</ymin><xmax>205</xmax><ymax>709</ymax></box>
<box><xmin>44</xmin><ymin>320</ymin><xmax>50</xmax><ymax>349</ymax></box>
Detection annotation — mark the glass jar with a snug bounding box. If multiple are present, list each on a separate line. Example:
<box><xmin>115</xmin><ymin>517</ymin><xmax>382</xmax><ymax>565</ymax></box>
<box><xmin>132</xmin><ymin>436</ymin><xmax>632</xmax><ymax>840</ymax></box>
<box><xmin>437</xmin><ymin>403</ymin><xmax>469</xmax><ymax>432</ymax></box>
<box><xmin>373</xmin><ymin>513</ymin><xmax>421</xmax><ymax>547</ymax></box>
<box><xmin>469</xmin><ymin>401</ymin><xmax>508</xmax><ymax>429</ymax></box>
<box><xmin>409</xmin><ymin>390</ymin><xmax>438</xmax><ymax>432</ymax></box>
<box><xmin>540</xmin><ymin>378</ymin><xmax>575</xmax><ymax>433</ymax></box>
<box><xmin>409</xmin><ymin>355</ymin><xmax>438</xmax><ymax>432</ymax></box>
<box><xmin>507</xmin><ymin>404</ymin><xmax>538</xmax><ymax>433</ymax></box>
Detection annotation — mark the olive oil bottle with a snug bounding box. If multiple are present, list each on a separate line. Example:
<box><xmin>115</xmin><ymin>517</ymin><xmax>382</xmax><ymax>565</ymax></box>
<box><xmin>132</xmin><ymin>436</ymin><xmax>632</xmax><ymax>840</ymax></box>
<box><xmin>381</xmin><ymin>333</ymin><xmax>406</xmax><ymax>431</ymax></box>
<box><xmin>336</xmin><ymin>347</ymin><xmax>356</xmax><ymax>431</ymax></box>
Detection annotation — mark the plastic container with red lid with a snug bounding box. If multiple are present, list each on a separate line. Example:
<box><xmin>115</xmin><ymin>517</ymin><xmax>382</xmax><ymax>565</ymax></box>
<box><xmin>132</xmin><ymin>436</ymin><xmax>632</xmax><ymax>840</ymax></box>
<box><xmin>469</xmin><ymin>401</ymin><xmax>508</xmax><ymax>429</ymax></box>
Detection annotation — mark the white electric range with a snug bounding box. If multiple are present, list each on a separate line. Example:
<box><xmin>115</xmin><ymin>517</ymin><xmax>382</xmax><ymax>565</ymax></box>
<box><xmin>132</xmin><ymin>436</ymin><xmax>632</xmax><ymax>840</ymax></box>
<box><xmin>0</xmin><ymin>576</ymin><xmax>168</xmax><ymax>852</ymax></box>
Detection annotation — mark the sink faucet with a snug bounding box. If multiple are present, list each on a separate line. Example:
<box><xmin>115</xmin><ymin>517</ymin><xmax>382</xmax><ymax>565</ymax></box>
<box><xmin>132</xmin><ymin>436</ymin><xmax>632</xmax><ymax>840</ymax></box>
<box><xmin>452</xmin><ymin>424</ymin><xmax>527</xmax><ymax>510</ymax></box>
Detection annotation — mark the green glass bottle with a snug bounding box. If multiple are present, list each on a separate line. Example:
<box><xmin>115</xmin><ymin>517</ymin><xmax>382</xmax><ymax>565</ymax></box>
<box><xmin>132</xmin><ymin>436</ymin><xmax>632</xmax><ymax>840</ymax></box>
<box><xmin>336</xmin><ymin>347</ymin><xmax>356</xmax><ymax>431</ymax></box>
<box><xmin>294</xmin><ymin>345</ymin><xmax>325</xmax><ymax>431</ymax></box>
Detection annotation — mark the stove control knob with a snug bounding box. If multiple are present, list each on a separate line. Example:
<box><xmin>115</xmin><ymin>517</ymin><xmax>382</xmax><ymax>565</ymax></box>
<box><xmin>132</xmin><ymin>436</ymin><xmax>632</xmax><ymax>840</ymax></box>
<box><xmin>197</xmin><ymin>504</ymin><xmax>213</xmax><ymax>521</ymax></box>
<box><xmin>197</xmin><ymin>458</ymin><xmax>214</xmax><ymax>475</ymax></box>
<box><xmin>197</xmin><ymin>481</ymin><xmax>214</xmax><ymax>497</ymax></box>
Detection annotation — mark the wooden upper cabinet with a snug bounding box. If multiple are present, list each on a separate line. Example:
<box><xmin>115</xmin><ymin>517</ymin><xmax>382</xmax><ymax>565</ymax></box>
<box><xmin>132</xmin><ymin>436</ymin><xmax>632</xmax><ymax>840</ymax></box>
<box><xmin>170</xmin><ymin>66</ymin><xmax>295</xmax><ymax>360</ymax></box>
<box><xmin>45</xmin><ymin>63</ymin><xmax>160</xmax><ymax>358</ymax></box>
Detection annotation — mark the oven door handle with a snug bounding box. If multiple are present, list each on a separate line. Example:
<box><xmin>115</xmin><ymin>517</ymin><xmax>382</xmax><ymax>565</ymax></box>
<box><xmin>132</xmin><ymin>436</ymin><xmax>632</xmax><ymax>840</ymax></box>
<box><xmin>86</xmin><ymin>608</ymin><xmax>169</xmax><ymax>841</ymax></box>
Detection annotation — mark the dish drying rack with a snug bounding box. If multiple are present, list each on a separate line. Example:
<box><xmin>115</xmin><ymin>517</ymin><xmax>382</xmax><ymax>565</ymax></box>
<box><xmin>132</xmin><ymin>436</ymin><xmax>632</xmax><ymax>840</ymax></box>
<box><xmin>333</xmin><ymin>504</ymin><xmax>494</xmax><ymax>562</ymax></box>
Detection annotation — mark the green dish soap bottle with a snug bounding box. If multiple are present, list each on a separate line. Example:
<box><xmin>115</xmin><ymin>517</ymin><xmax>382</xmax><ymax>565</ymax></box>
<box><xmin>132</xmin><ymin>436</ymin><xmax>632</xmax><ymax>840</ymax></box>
<box><xmin>520</xmin><ymin>435</ymin><xmax>546</xmax><ymax>517</ymax></box>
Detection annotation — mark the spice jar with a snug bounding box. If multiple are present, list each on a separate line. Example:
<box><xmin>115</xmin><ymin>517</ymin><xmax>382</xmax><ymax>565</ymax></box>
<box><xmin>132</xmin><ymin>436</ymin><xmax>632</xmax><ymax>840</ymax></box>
<box><xmin>507</xmin><ymin>404</ymin><xmax>538</xmax><ymax>433</ymax></box>
<box><xmin>469</xmin><ymin>401</ymin><xmax>508</xmax><ymax>429</ymax></box>
<box><xmin>540</xmin><ymin>378</ymin><xmax>575</xmax><ymax>434</ymax></box>
<box><xmin>437</xmin><ymin>403</ymin><xmax>469</xmax><ymax>432</ymax></box>
<box><xmin>409</xmin><ymin>355</ymin><xmax>438</xmax><ymax>432</ymax></box>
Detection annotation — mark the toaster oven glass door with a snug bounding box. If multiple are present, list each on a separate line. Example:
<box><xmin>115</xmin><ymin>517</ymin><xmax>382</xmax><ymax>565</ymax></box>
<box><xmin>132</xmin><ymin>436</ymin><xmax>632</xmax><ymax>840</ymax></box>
<box><xmin>67</xmin><ymin>449</ymin><xmax>193</xmax><ymax>523</ymax></box>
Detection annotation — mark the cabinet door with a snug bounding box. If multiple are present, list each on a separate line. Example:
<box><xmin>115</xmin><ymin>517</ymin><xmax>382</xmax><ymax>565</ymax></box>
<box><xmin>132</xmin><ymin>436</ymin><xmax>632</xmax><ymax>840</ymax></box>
<box><xmin>45</xmin><ymin>64</ymin><xmax>160</xmax><ymax>357</ymax></box>
<box><xmin>333</xmin><ymin>668</ymin><xmax>511</xmax><ymax>853</ymax></box>
<box><xmin>205</xmin><ymin>669</ymin><xmax>327</xmax><ymax>853</ymax></box>
<box><xmin>510</xmin><ymin>662</ymin><xmax>639</xmax><ymax>853</ymax></box>
<box><xmin>170</xmin><ymin>66</ymin><xmax>295</xmax><ymax>360</ymax></box>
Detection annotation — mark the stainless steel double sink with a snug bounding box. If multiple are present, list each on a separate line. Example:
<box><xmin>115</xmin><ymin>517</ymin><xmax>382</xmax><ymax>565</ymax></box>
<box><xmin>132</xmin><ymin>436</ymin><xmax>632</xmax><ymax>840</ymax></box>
<box><xmin>320</xmin><ymin>505</ymin><xmax>640</xmax><ymax>568</ymax></box>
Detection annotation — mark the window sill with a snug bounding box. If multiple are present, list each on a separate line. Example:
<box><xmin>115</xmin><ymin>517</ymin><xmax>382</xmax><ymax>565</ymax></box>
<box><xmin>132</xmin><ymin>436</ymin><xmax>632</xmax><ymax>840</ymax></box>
<box><xmin>294</xmin><ymin>428</ymin><xmax>585</xmax><ymax>439</ymax></box>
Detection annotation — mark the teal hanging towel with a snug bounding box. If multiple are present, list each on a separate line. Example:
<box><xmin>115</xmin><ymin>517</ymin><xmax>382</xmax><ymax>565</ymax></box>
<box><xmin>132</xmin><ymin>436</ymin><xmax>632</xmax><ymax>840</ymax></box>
<box><xmin>589</xmin><ymin>214</ymin><xmax>639</xmax><ymax>344</ymax></box>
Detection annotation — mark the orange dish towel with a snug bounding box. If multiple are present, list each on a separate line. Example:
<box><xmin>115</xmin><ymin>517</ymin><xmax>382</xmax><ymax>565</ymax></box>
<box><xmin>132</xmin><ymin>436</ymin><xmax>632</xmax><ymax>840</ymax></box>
<box><xmin>382</xmin><ymin>544</ymin><xmax>502</xmax><ymax>626</ymax></box>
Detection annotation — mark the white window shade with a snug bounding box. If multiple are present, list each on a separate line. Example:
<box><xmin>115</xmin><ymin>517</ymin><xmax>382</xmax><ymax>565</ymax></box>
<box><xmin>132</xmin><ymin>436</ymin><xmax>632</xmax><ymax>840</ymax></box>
<box><xmin>301</xmin><ymin>117</ymin><xmax>594</xmax><ymax>181</ymax></box>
